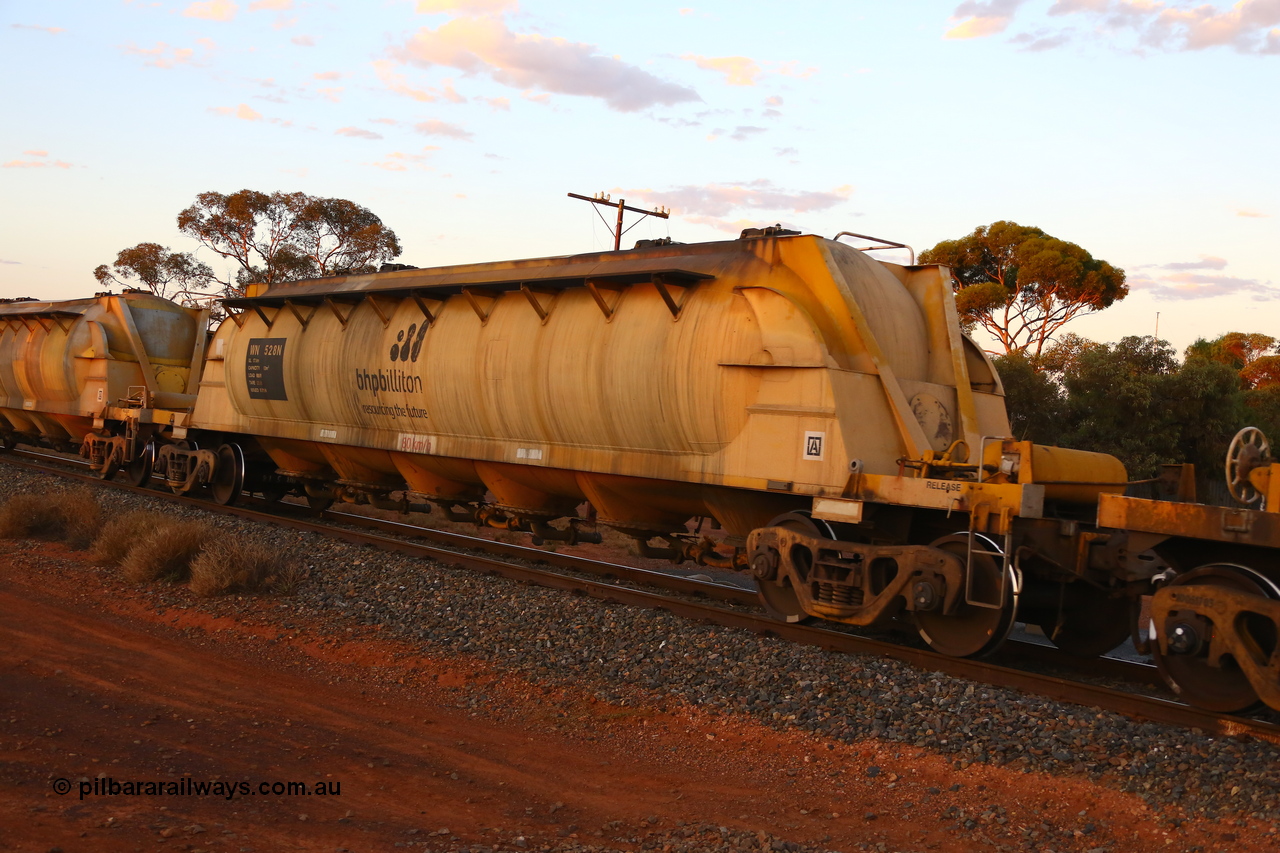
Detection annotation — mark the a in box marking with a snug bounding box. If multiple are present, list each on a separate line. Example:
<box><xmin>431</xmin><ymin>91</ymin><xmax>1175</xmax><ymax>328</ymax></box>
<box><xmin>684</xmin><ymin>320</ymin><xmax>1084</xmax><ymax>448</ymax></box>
<box><xmin>803</xmin><ymin>431</ymin><xmax>825</xmax><ymax>461</ymax></box>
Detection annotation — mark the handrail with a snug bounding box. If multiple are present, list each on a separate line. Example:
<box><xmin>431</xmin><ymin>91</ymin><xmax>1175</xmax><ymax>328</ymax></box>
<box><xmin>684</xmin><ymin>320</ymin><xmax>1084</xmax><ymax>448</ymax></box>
<box><xmin>833</xmin><ymin>231</ymin><xmax>916</xmax><ymax>264</ymax></box>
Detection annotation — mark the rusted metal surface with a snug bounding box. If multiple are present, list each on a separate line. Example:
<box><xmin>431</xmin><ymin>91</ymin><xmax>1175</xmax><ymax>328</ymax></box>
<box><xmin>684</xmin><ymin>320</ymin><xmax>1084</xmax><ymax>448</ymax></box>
<box><xmin>1152</xmin><ymin>577</ymin><xmax>1280</xmax><ymax>711</ymax></box>
<box><xmin>196</xmin><ymin>236</ymin><xmax>1023</xmax><ymax>537</ymax></box>
<box><xmin>7</xmin><ymin>450</ymin><xmax>1280</xmax><ymax>747</ymax></box>
<box><xmin>0</xmin><ymin>292</ymin><xmax>205</xmax><ymax>471</ymax></box>
<box><xmin>1099</xmin><ymin>494</ymin><xmax>1280</xmax><ymax>547</ymax></box>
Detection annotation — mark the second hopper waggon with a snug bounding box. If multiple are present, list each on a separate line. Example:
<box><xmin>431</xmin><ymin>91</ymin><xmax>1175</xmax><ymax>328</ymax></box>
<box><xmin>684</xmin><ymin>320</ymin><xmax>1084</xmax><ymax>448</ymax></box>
<box><xmin>185</xmin><ymin>229</ymin><xmax>1128</xmax><ymax>658</ymax></box>
<box><xmin>190</xmin><ymin>229</ymin><xmax>1021</xmax><ymax>542</ymax></box>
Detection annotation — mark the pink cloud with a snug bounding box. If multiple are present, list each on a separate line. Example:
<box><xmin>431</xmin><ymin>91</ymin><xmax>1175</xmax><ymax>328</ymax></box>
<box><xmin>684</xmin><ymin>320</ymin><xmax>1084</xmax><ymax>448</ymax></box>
<box><xmin>122</xmin><ymin>39</ymin><xmax>215</xmax><ymax>69</ymax></box>
<box><xmin>946</xmin><ymin>0</ymin><xmax>1029</xmax><ymax>39</ymax></box>
<box><xmin>773</xmin><ymin>60</ymin><xmax>818</xmax><ymax>79</ymax></box>
<box><xmin>706</xmin><ymin>125</ymin><xmax>768</xmax><ymax>142</ymax></box>
<box><xmin>336</xmin><ymin>126</ymin><xmax>383</xmax><ymax>140</ymax></box>
<box><xmin>681</xmin><ymin>215</ymin><xmax>779</xmax><ymax>235</ymax></box>
<box><xmin>11</xmin><ymin>24</ymin><xmax>65</xmax><ymax>35</ymax></box>
<box><xmin>1130</xmin><ymin>257</ymin><xmax>1278</xmax><ymax>301</ymax></box>
<box><xmin>480</xmin><ymin>96</ymin><xmax>511</xmax><ymax>111</ymax></box>
<box><xmin>390</xmin><ymin>17</ymin><xmax>699</xmax><ymax>112</ymax></box>
<box><xmin>414</xmin><ymin>119</ymin><xmax>473</xmax><ymax>140</ymax></box>
<box><xmin>618</xmin><ymin>181</ymin><xmax>852</xmax><ymax>219</ymax></box>
<box><xmin>123</xmin><ymin>42</ymin><xmax>194</xmax><ymax>68</ymax></box>
<box><xmin>684</xmin><ymin>55</ymin><xmax>761</xmax><ymax>86</ymax></box>
<box><xmin>211</xmin><ymin>103</ymin><xmax>263</xmax><ymax>121</ymax></box>
<box><xmin>4</xmin><ymin>158</ymin><xmax>72</xmax><ymax>169</ymax></box>
<box><xmin>313</xmin><ymin>71</ymin><xmax>342</xmax><ymax>81</ymax></box>
<box><xmin>248</xmin><ymin>0</ymin><xmax>292</xmax><ymax>9</ymax></box>
<box><xmin>369</xmin><ymin>147</ymin><xmax>441</xmax><ymax>172</ymax></box>
<box><xmin>416</xmin><ymin>0</ymin><xmax>518</xmax><ymax>12</ymax></box>
<box><xmin>373</xmin><ymin>61</ymin><xmax>466</xmax><ymax>103</ymax></box>
<box><xmin>5</xmin><ymin>150</ymin><xmax>71</xmax><ymax>168</ymax></box>
<box><xmin>1131</xmin><ymin>271</ymin><xmax>1278</xmax><ymax>300</ymax></box>
<box><xmin>1158</xmin><ymin>256</ymin><xmax>1228</xmax><ymax>271</ymax></box>
<box><xmin>5</xmin><ymin>150</ymin><xmax>72</xmax><ymax>169</ymax></box>
<box><xmin>292</xmin><ymin>35</ymin><xmax>315</xmax><ymax>47</ymax></box>
<box><xmin>183</xmin><ymin>0</ymin><xmax>238</xmax><ymax>22</ymax></box>
<box><xmin>683</xmin><ymin>55</ymin><xmax>816</xmax><ymax>86</ymax></box>
<box><xmin>972</xmin><ymin>0</ymin><xmax>1280</xmax><ymax>54</ymax></box>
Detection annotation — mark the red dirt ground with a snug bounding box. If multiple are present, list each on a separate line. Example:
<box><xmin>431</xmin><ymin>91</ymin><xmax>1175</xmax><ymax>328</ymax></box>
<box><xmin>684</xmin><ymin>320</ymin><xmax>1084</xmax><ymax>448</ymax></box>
<box><xmin>1</xmin><ymin>538</ymin><xmax>1275</xmax><ymax>853</ymax></box>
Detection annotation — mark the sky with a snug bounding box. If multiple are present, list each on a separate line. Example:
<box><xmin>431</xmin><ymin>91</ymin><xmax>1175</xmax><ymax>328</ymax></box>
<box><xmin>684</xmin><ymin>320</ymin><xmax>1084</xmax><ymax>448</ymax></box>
<box><xmin>1</xmin><ymin>0</ymin><xmax>1277</xmax><ymax>355</ymax></box>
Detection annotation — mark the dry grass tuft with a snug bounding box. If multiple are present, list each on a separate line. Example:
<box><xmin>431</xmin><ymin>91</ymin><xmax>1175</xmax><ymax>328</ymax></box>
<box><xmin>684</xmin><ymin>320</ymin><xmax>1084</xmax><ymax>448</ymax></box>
<box><xmin>0</xmin><ymin>494</ymin><xmax>58</xmax><ymax>539</ymax></box>
<box><xmin>91</xmin><ymin>511</ymin><xmax>174</xmax><ymax>566</ymax></box>
<box><xmin>189</xmin><ymin>538</ymin><xmax>307</xmax><ymax>597</ymax></box>
<box><xmin>0</xmin><ymin>488</ymin><xmax>102</xmax><ymax>548</ymax></box>
<box><xmin>120</xmin><ymin>520</ymin><xmax>215</xmax><ymax>583</ymax></box>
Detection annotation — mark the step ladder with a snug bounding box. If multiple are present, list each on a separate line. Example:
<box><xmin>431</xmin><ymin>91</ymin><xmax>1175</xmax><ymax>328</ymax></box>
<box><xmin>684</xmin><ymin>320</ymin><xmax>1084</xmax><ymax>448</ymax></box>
<box><xmin>966</xmin><ymin>436</ymin><xmax>1018</xmax><ymax>610</ymax></box>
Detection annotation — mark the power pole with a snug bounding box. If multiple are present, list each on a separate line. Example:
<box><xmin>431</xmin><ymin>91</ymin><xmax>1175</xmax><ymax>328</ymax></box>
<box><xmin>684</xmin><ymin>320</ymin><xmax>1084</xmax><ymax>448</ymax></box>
<box><xmin>568</xmin><ymin>192</ymin><xmax>670</xmax><ymax>251</ymax></box>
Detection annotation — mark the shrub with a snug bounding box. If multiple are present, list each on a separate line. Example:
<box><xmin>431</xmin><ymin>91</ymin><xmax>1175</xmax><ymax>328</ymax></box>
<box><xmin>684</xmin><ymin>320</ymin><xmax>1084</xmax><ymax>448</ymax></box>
<box><xmin>119</xmin><ymin>520</ymin><xmax>215</xmax><ymax>583</ymax></box>
<box><xmin>91</xmin><ymin>511</ymin><xmax>174</xmax><ymax>566</ymax></box>
<box><xmin>0</xmin><ymin>488</ymin><xmax>102</xmax><ymax>549</ymax></box>
<box><xmin>189</xmin><ymin>538</ymin><xmax>306</xmax><ymax>597</ymax></box>
<box><xmin>0</xmin><ymin>494</ymin><xmax>58</xmax><ymax>539</ymax></box>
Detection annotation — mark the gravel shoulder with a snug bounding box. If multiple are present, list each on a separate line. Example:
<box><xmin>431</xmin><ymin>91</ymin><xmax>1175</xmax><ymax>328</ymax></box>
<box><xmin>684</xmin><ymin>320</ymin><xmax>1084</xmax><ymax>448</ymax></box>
<box><xmin>2</xmin><ymin>463</ymin><xmax>1279</xmax><ymax>853</ymax></box>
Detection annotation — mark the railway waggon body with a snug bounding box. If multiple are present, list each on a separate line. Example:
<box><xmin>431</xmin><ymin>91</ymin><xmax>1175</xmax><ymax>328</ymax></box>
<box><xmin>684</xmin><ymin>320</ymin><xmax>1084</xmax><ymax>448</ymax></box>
<box><xmin>3</xmin><ymin>230</ymin><xmax>1278</xmax><ymax>715</ymax></box>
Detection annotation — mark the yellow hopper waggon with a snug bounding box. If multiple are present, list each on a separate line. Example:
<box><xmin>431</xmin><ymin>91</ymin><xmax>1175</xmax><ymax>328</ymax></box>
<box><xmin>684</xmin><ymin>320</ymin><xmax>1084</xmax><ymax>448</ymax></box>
<box><xmin>3</xmin><ymin>227</ymin><xmax>1278</xmax><ymax>715</ymax></box>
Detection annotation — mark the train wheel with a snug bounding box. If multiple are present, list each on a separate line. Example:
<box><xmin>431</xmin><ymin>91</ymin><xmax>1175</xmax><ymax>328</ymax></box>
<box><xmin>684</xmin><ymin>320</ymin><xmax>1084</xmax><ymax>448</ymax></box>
<box><xmin>1039</xmin><ymin>594</ymin><xmax>1133</xmax><ymax>658</ymax></box>
<box><xmin>99</xmin><ymin>453</ymin><xmax>121</xmax><ymax>481</ymax></box>
<box><xmin>916</xmin><ymin>533</ymin><xmax>1019</xmax><ymax>658</ymax></box>
<box><xmin>306</xmin><ymin>495</ymin><xmax>334</xmax><ymax>512</ymax></box>
<box><xmin>125</xmin><ymin>441</ymin><xmax>155</xmax><ymax>488</ymax></box>
<box><xmin>1151</xmin><ymin>564</ymin><xmax>1279</xmax><ymax>713</ymax></box>
<box><xmin>210</xmin><ymin>443</ymin><xmax>246</xmax><ymax>506</ymax></box>
<box><xmin>260</xmin><ymin>484</ymin><xmax>289</xmax><ymax>503</ymax></box>
<box><xmin>755</xmin><ymin>512</ymin><xmax>829</xmax><ymax>625</ymax></box>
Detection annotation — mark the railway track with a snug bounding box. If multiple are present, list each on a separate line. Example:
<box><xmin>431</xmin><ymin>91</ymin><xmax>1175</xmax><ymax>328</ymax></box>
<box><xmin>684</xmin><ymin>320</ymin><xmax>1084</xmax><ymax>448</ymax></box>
<box><xmin>5</xmin><ymin>446</ymin><xmax>1279</xmax><ymax>746</ymax></box>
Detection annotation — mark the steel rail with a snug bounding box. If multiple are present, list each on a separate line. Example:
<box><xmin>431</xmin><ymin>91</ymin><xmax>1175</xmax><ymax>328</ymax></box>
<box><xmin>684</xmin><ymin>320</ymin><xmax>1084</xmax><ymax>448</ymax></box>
<box><xmin>323</xmin><ymin>508</ymin><xmax>1164</xmax><ymax>687</ymax></box>
<box><xmin>317</xmin><ymin>507</ymin><xmax>761</xmax><ymax>607</ymax></box>
<box><xmin>3</xmin><ymin>449</ymin><xmax>1164</xmax><ymax>690</ymax></box>
<box><xmin>10</xmin><ymin>448</ymin><xmax>1165</xmax><ymax>682</ymax></box>
<box><xmin>4</xmin><ymin>450</ymin><xmax>1277</xmax><ymax>745</ymax></box>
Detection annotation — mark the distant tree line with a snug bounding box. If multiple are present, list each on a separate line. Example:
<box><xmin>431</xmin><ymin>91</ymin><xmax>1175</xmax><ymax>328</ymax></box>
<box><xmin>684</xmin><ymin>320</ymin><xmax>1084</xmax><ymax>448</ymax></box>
<box><xmin>94</xmin><ymin>190</ymin><xmax>402</xmax><ymax>302</ymax></box>
<box><xmin>995</xmin><ymin>332</ymin><xmax>1280</xmax><ymax>486</ymax></box>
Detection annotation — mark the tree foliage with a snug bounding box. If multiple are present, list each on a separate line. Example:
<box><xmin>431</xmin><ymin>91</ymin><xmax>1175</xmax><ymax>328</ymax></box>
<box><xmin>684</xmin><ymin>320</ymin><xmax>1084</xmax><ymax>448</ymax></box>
<box><xmin>1185</xmin><ymin>332</ymin><xmax>1280</xmax><ymax>446</ymax></box>
<box><xmin>92</xmin><ymin>243</ymin><xmax>217</xmax><ymax>300</ymax></box>
<box><xmin>96</xmin><ymin>190</ymin><xmax>404</xmax><ymax>301</ymax></box>
<box><xmin>294</xmin><ymin>196</ymin><xmax>404</xmax><ymax>277</ymax></box>
<box><xmin>920</xmin><ymin>221</ymin><xmax>1127</xmax><ymax>357</ymax></box>
<box><xmin>1185</xmin><ymin>331</ymin><xmax>1280</xmax><ymax>390</ymax></box>
<box><xmin>994</xmin><ymin>335</ymin><xmax>1247</xmax><ymax>484</ymax></box>
<box><xmin>175</xmin><ymin>190</ymin><xmax>402</xmax><ymax>293</ymax></box>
